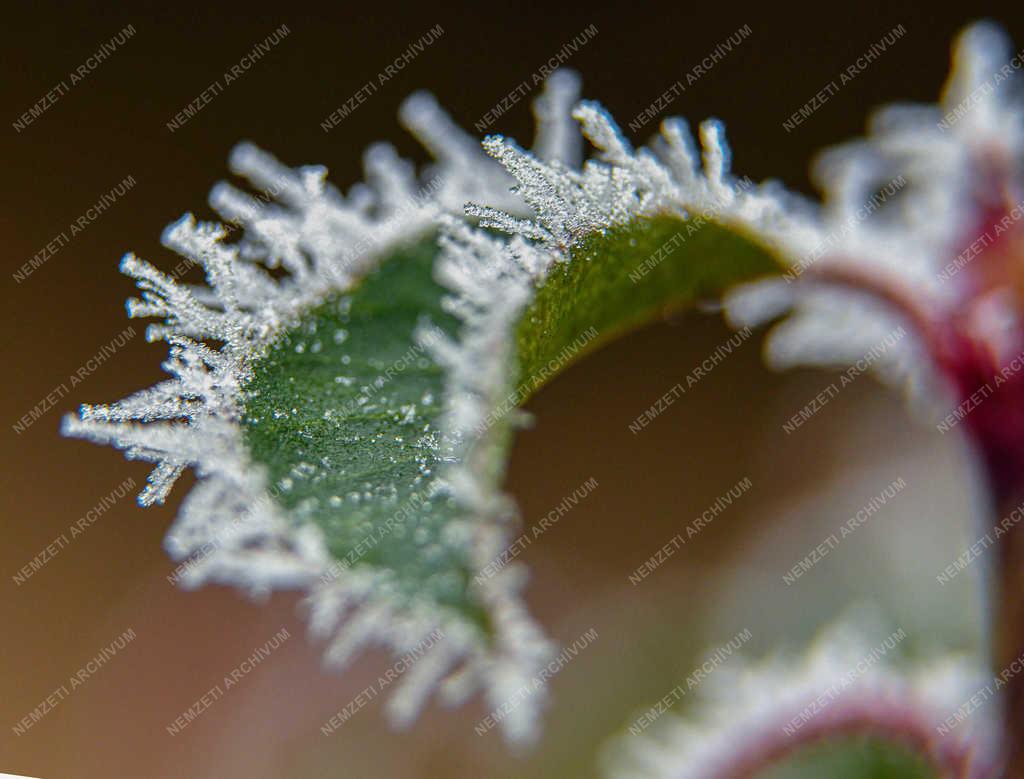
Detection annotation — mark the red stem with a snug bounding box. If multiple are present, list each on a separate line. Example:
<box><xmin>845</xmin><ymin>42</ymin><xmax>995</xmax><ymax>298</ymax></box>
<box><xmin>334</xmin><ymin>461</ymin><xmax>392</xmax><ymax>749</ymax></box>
<box><xmin>693</xmin><ymin>692</ymin><xmax>998</xmax><ymax>779</ymax></box>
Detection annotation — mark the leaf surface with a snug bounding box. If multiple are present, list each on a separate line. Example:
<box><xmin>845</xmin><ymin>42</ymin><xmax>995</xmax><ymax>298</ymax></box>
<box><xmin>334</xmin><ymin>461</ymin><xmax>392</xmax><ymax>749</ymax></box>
<box><xmin>242</xmin><ymin>215</ymin><xmax>784</xmax><ymax>636</ymax></box>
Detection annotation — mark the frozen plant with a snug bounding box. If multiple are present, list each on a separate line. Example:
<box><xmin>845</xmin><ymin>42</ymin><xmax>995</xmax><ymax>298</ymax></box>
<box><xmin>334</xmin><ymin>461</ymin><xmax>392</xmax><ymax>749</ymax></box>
<box><xmin>64</xmin><ymin>19</ymin><xmax>1024</xmax><ymax>776</ymax></box>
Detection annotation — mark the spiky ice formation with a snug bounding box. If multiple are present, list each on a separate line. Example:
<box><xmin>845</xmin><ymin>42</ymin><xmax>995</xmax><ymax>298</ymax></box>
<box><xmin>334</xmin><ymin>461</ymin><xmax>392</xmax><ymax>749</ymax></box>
<box><xmin>723</xmin><ymin>23</ymin><xmax>1024</xmax><ymax>412</ymax></box>
<box><xmin>61</xmin><ymin>19</ymin><xmax>1019</xmax><ymax>748</ymax></box>
<box><xmin>424</xmin><ymin>23</ymin><xmax>1019</xmax><ymax>756</ymax></box>
<box><xmin>460</xmin><ymin>23</ymin><xmax>1024</xmax><ymax>427</ymax></box>
<box><xmin>63</xmin><ymin>74</ymin><xmax>587</xmax><ymax>742</ymax></box>
<box><xmin>601</xmin><ymin>620</ymin><xmax>998</xmax><ymax>779</ymax></box>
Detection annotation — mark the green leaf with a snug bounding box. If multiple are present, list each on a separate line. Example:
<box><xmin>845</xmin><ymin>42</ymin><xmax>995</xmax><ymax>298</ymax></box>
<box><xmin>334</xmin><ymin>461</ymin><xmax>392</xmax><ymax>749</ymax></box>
<box><xmin>517</xmin><ymin>214</ymin><xmax>785</xmax><ymax>399</ymax></box>
<box><xmin>241</xmin><ymin>213</ymin><xmax>783</xmax><ymax>641</ymax></box>
<box><xmin>756</xmin><ymin>735</ymin><xmax>936</xmax><ymax>779</ymax></box>
<box><xmin>242</xmin><ymin>236</ymin><xmax>492</xmax><ymax>633</ymax></box>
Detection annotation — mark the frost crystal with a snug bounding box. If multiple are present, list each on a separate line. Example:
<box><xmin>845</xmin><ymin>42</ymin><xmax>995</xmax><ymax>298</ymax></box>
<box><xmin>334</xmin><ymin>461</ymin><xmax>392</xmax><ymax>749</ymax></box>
<box><xmin>463</xmin><ymin>23</ymin><xmax>1024</xmax><ymax>426</ymax></box>
<box><xmin>64</xmin><ymin>19</ymin><xmax>1016</xmax><ymax>748</ymax></box>
<box><xmin>420</xmin><ymin>22</ymin><xmax>1017</xmax><ymax>753</ymax></box>
<box><xmin>601</xmin><ymin>620</ymin><xmax>998</xmax><ymax>779</ymax></box>
<box><xmin>723</xmin><ymin>23</ymin><xmax>1024</xmax><ymax>410</ymax></box>
<box><xmin>64</xmin><ymin>75</ymin><xmax>582</xmax><ymax>742</ymax></box>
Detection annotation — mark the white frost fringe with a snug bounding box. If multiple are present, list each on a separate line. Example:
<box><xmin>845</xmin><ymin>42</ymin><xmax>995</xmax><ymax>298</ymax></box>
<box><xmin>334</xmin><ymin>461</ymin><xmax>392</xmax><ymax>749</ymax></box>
<box><xmin>601</xmin><ymin>618</ymin><xmax>998</xmax><ymax>779</ymax></box>
<box><xmin>63</xmin><ymin>19</ymin><xmax>1016</xmax><ymax>745</ymax></box>
<box><xmin>464</xmin><ymin>23</ymin><xmax>1024</xmax><ymax>416</ymax></box>
<box><xmin>426</xmin><ymin>21</ymin><xmax>1017</xmax><ymax>756</ymax></box>
<box><xmin>723</xmin><ymin>22</ymin><xmax>1024</xmax><ymax>406</ymax></box>
<box><xmin>63</xmin><ymin>73</ymin><xmax>585</xmax><ymax>742</ymax></box>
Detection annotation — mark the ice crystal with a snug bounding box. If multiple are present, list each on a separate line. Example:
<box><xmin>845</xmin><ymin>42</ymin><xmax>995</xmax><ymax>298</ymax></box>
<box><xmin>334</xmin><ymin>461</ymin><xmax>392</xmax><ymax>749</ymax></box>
<box><xmin>723</xmin><ymin>24</ymin><xmax>1024</xmax><ymax>414</ymax></box>
<box><xmin>424</xmin><ymin>22</ymin><xmax>1017</xmax><ymax>755</ymax></box>
<box><xmin>63</xmin><ymin>50</ymin><xmax>792</xmax><ymax>738</ymax></box>
<box><xmin>464</xmin><ymin>24</ymin><xmax>1024</xmax><ymax>435</ymax></box>
<box><xmin>466</xmin><ymin>99</ymin><xmax>802</xmax><ymax>257</ymax></box>
<box><xmin>63</xmin><ymin>18</ymin><xmax>1016</xmax><ymax>749</ymax></box>
<box><xmin>64</xmin><ymin>75</ymin><xmax>582</xmax><ymax>742</ymax></box>
<box><xmin>602</xmin><ymin>619</ymin><xmax>998</xmax><ymax>779</ymax></box>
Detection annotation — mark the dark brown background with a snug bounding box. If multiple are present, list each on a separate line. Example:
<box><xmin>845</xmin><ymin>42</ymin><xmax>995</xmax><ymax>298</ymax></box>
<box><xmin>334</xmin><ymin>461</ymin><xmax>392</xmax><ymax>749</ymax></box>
<box><xmin>2</xmin><ymin>2</ymin><xmax>1019</xmax><ymax>777</ymax></box>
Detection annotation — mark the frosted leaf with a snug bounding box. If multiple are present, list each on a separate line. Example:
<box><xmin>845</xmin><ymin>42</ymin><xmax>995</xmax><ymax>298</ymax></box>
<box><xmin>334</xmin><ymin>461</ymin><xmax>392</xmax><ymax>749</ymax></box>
<box><xmin>720</xmin><ymin>22</ymin><xmax>1024</xmax><ymax>409</ymax></box>
<box><xmin>455</xmin><ymin>22</ymin><xmax>1024</xmax><ymax>423</ymax></box>
<box><xmin>469</xmin><ymin>97</ymin><xmax>799</xmax><ymax>264</ymax></box>
<box><xmin>63</xmin><ymin>75</ymin><xmax>584</xmax><ymax>742</ymax></box>
<box><xmin>61</xmin><ymin>19</ymin><xmax>1020</xmax><ymax>751</ymax></box>
<box><xmin>601</xmin><ymin>619</ymin><xmax>997</xmax><ymax>779</ymax></box>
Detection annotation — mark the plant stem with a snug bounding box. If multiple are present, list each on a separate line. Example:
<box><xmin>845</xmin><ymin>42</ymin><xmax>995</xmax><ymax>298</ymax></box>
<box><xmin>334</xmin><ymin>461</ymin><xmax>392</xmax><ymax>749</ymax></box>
<box><xmin>995</xmin><ymin>487</ymin><xmax>1024</xmax><ymax>777</ymax></box>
